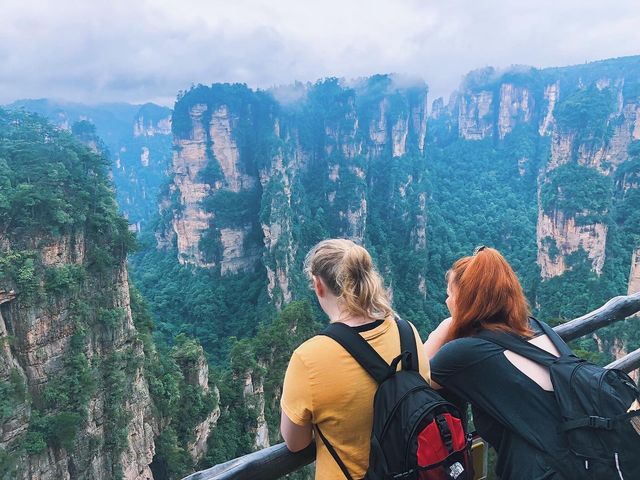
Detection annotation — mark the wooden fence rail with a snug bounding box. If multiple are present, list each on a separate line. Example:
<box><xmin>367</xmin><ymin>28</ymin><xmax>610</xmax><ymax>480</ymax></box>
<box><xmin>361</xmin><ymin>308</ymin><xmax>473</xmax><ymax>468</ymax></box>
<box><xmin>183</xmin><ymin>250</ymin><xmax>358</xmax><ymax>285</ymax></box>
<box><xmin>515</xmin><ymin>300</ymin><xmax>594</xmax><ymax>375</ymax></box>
<box><xmin>184</xmin><ymin>291</ymin><xmax>640</xmax><ymax>480</ymax></box>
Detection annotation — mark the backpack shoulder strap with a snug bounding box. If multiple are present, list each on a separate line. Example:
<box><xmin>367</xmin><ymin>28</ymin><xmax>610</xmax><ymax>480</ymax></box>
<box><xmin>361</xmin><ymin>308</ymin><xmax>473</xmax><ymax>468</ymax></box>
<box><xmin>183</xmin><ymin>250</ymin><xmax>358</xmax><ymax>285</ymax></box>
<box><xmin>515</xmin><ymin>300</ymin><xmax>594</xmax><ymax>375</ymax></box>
<box><xmin>315</xmin><ymin>425</ymin><xmax>353</xmax><ymax>480</ymax></box>
<box><xmin>529</xmin><ymin>317</ymin><xmax>574</xmax><ymax>356</ymax></box>
<box><xmin>396</xmin><ymin>316</ymin><xmax>419</xmax><ymax>372</ymax></box>
<box><xmin>321</xmin><ymin>322</ymin><xmax>390</xmax><ymax>384</ymax></box>
<box><xmin>475</xmin><ymin>328</ymin><xmax>558</xmax><ymax>367</ymax></box>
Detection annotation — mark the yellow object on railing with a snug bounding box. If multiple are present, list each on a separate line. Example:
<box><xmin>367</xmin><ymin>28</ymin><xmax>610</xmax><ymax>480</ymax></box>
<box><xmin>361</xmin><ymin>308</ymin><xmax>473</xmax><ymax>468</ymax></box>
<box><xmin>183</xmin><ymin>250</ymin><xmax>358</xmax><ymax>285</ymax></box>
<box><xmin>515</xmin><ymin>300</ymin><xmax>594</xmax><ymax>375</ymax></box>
<box><xmin>471</xmin><ymin>435</ymin><xmax>489</xmax><ymax>480</ymax></box>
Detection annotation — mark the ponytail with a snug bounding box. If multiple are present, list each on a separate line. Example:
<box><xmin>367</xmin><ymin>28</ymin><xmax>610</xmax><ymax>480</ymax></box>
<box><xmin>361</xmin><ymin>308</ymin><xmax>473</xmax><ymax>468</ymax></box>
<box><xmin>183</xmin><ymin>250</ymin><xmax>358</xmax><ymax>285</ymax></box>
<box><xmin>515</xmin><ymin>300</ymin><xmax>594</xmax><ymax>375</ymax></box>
<box><xmin>446</xmin><ymin>247</ymin><xmax>531</xmax><ymax>342</ymax></box>
<box><xmin>304</xmin><ymin>239</ymin><xmax>393</xmax><ymax>320</ymax></box>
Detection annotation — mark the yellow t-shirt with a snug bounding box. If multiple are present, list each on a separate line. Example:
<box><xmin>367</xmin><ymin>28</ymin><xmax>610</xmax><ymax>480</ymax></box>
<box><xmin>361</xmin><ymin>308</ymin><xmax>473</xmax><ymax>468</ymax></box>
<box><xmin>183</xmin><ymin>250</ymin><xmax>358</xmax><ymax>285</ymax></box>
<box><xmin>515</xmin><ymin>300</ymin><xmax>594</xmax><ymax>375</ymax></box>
<box><xmin>281</xmin><ymin>318</ymin><xmax>431</xmax><ymax>479</ymax></box>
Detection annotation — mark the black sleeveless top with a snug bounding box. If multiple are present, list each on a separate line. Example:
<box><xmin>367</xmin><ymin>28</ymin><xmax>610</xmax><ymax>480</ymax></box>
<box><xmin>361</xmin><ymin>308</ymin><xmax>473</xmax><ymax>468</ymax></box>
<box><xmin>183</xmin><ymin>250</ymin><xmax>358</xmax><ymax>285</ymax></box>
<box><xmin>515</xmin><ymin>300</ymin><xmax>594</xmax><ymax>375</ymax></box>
<box><xmin>430</xmin><ymin>320</ymin><xmax>567</xmax><ymax>480</ymax></box>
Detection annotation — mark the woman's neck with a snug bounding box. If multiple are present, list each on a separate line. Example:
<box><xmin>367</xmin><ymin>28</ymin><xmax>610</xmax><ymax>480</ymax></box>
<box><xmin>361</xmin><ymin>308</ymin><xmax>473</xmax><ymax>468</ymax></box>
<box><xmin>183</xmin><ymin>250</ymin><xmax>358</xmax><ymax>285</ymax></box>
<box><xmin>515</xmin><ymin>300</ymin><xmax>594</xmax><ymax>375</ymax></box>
<box><xmin>329</xmin><ymin>311</ymin><xmax>378</xmax><ymax>327</ymax></box>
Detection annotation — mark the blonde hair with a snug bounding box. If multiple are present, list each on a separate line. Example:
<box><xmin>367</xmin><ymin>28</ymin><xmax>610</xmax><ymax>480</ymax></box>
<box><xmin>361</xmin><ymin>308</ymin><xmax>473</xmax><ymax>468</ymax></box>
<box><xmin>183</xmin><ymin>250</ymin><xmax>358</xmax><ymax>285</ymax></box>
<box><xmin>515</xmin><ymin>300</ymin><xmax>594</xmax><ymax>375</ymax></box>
<box><xmin>304</xmin><ymin>238</ymin><xmax>393</xmax><ymax>320</ymax></box>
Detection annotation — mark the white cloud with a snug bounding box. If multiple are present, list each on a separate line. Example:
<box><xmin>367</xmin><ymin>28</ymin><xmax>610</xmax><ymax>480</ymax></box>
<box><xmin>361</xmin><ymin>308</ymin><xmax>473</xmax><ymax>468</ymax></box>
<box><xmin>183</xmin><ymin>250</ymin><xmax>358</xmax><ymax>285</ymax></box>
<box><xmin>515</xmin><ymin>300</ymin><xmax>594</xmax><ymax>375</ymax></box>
<box><xmin>0</xmin><ymin>0</ymin><xmax>638</xmax><ymax>105</ymax></box>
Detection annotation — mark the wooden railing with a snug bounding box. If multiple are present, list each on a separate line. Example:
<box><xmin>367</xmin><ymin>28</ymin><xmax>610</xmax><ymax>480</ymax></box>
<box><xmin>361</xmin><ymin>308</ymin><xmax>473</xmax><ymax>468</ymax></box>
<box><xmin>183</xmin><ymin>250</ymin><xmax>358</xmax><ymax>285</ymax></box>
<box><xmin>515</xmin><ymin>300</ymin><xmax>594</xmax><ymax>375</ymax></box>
<box><xmin>184</xmin><ymin>291</ymin><xmax>640</xmax><ymax>480</ymax></box>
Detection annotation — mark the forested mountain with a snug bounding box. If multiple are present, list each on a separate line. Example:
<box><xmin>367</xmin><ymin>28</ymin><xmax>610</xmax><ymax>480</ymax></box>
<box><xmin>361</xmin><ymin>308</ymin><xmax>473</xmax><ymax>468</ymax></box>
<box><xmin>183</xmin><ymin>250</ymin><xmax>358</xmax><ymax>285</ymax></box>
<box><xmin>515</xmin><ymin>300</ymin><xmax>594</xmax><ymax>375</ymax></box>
<box><xmin>427</xmin><ymin>56</ymin><xmax>640</xmax><ymax>358</ymax></box>
<box><xmin>131</xmin><ymin>56</ymin><xmax>640</xmax><ymax>477</ymax></box>
<box><xmin>0</xmin><ymin>110</ymin><xmax>217</xmax><ymax>479</ymax></box>
<box><xmin>5</xmin><ymin>99</ymin><xmax>173</xmax><ymax>233</ymax></box>
<box><xmin>2</xmin><ymin>55</ymin><xmax>639</xmax><ymax>479</ymax></box>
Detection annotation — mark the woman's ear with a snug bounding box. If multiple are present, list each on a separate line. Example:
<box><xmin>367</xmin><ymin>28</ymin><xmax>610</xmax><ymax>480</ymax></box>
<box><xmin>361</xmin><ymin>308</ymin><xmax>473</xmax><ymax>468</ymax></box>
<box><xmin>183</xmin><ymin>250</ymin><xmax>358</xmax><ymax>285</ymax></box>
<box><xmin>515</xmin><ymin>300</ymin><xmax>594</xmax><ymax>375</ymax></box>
<box><xmin>313</xmin><ymin>275</ymin><xmax>325</xmax><ymax>298</ymax></box>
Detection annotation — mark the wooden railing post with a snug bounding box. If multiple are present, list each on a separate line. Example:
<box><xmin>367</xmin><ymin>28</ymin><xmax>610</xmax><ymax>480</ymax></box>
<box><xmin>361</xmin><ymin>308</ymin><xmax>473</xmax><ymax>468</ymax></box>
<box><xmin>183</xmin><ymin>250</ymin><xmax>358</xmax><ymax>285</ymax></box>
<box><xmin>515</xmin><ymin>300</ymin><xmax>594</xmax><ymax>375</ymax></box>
<box><xmin>554</xmin><ymin>292</ymin><xmax>640</xmax><ymax>342</ymax></box>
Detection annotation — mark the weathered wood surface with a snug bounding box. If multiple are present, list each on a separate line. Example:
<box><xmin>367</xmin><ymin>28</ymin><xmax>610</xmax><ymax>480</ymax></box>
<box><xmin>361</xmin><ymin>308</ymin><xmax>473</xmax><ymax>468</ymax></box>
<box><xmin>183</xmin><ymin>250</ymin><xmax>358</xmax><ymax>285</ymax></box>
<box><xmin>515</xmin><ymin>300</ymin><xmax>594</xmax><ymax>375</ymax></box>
<box><xmin>184</xmin><ymin>292</ymin><xmax>640</xmax><ymax>480</ymax></box>
<box><xmin>554</xmin><ymin>291</ymin><xmax>640</xmax><ymax>342</ymax></box>
<box><xmin>606</xmin><ymin>346</ymin><xmax>640</xmax><ymax>373</ymax></box>
<box><xmin>183</xmin><ymin>443</ymin><xmax>315</xmax><ymax>480</ymax></box>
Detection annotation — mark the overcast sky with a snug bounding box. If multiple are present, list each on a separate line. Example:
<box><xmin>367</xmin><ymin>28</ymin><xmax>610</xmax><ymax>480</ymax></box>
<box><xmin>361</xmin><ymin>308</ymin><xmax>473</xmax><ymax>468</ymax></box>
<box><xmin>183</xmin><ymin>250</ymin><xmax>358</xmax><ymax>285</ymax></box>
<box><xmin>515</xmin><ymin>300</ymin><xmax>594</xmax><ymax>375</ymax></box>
<box><xmin>1</xmin><ymin>0</ymin><xmax>639</xmax><ymax>107</ymax></box>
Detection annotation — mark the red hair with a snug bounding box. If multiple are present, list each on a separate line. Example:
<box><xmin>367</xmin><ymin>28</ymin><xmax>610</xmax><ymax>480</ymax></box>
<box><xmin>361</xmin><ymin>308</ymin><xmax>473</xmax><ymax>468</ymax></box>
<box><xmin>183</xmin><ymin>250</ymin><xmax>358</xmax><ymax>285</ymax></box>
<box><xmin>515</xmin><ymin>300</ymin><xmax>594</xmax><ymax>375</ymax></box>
<box><xmin>446</xmin><ymin>247</ymin><xmax>531</xmax><ymax>342</ymax></box>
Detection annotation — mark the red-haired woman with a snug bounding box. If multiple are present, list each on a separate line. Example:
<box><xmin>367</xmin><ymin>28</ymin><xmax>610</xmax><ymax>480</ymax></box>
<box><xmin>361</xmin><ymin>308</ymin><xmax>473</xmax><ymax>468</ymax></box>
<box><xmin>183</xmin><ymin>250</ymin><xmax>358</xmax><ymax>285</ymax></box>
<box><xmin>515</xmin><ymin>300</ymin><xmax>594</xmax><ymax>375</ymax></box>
<box><xmin>424</xmin><ymin>247</ymin><xmax>570</xmax><ymax>479</ymax></box>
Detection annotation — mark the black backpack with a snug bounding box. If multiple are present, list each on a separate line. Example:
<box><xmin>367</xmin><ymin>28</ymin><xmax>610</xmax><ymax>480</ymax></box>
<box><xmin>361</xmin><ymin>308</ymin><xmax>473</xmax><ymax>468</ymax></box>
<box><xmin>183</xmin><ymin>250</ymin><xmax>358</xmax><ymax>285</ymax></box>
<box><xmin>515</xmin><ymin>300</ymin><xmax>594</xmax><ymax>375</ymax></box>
<box><xmin>478</xmin><ymin>318</ymin><xmax>640</xmax><ymax>479</ymax></box>
<box><xmin>318</xmin><ymin>318</ymin><xmax>473</xmax><ymax>480</ymax></box>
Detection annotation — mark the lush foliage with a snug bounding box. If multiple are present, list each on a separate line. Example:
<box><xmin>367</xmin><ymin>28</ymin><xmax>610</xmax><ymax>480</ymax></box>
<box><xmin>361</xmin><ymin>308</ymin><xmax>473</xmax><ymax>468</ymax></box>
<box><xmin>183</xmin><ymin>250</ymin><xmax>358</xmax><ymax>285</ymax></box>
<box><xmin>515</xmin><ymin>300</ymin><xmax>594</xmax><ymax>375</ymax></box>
<box><xmin>540</xmin><ymin>162</ymin><xmax>612</xmax><ymax>223</ymax></box>
<box><xmin>0</xmin><ymin>110</ymin><xmax>140</xmax><ymax>476</ymax></box>
<box><xmin>200</xmin><ymin>301</ymin><xmax>319</xmax><ymax>474</ymax></box>
<box><xmin>129</xmin><ymin>286</ymin><xmax>218</xmax><ymax>480</ymax></box>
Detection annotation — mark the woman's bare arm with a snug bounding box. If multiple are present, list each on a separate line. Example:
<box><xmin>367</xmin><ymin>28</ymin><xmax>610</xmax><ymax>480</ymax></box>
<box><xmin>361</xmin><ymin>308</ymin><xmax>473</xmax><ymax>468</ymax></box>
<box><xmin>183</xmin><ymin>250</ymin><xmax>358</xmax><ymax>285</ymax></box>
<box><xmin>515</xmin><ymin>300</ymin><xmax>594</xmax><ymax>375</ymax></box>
<box><xmin>423</xmin><ymin>317</ymin><xmax>452</xmax><ymax>359</ymax></box>
<box><xmin>423</xmin><ymin>317</ymin><xmax>453</xmax><ymax>390</ymax></box>
<box><xmin>280</xmin><ymin>411</ymin><xmax>313</xmax><ymax>452</ymax></box>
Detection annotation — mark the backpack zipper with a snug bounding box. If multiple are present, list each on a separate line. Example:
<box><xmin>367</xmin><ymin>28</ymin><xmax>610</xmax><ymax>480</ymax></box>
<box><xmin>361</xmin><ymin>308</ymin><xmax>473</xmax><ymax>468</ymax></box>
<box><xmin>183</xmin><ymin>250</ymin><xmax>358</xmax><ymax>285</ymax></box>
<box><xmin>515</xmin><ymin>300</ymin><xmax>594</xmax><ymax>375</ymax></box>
<box><xmin>615</xmin><ymin>452</ymin><xmax>624</xmax><ymax>480</ymax></box>
<box><xmin>378</xmin><ymin>385</ymin><xmax>431</xmax><ymax>439</ymax></box>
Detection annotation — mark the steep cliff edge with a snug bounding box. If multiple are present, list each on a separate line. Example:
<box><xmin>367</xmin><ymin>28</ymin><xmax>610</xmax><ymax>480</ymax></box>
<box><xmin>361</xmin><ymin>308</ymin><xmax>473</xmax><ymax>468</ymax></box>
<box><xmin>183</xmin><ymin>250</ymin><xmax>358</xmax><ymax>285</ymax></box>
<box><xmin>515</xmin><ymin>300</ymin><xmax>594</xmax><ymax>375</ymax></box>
<box><xmin>438</xmin><ymin>59</ymin><xmax>640</xmax><ymax>300</ymax></box>
<box><xmin>0</xmin><ymin>110</ymin><xmax>155</xmax><ymax>479</ymax></box>
<box><xmin>157</xmin><ymin>77</ymin><xmax>430</xmax><ymax>310</ymax></box>
<box><xmin>0</xmin><ymin>110</ymin><xmax>218</xmax><ymax>480</ymax></box>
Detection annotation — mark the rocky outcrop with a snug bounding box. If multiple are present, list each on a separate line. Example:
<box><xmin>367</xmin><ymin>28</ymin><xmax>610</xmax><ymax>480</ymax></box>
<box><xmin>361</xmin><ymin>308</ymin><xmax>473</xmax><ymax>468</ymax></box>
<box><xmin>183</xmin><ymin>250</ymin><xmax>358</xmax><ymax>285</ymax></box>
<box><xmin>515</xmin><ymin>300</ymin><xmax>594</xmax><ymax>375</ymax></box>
<box><xmin>168</xmin><ymin>103</ymin><xmax>214</xmax><ymax>267</ymax></box>
<box><xmin>392</xmin><ymin>116</ymin><xmax>409</xmax><ymax>157</ymax></box>
<box><xmin>184</xmin><ymin>352</ymin><xmax>220</xmax><ymax>463</ymax></box>
<box><xmin>539</xmin><ymin>82</ymin><xmax>559</xmax><ymax>136</ymax></box>
<box><xmin>411</xmin><ymin>93</ymin><xmax>429</xmax><ymax>153</ymax></box>
<box><xmin>162</xmin><ymin>79</ymin><xmax>430</xmax><ymax>304</ymax></box>
<box><xmin>260</xmin><ymin>148</ymin><xmax>297</xmax><ymax>308</ymax></box>
<box><xmin>548</xmin><ymin>131</ymin><xmax>575</xmax><ymax>170</ymax></box>
<box><xmin>430</xmin><ymin>97</ymin><xmax>445</xmax><ymax>120</ymax></box>
<box><xmin>498</xmin><ymin>84</ymin><xmax>532</xmax><ymax>139</ymax></box>
<box><xmin>629</xmin><ymin>246</ymin><xmax>640</xmax><ymax>295</ymax></box>
<box><xmin>600</xmin><ymin>102</ymin><xmax>640</xmax><ymax>170</ymax></box>
<box><xmin>165</xmin><ymin>101</ymin><xmax>262</xmax><ymax>271</ymax></box>
<box><xmin>219</xmin><ymin>227</ymin><xmax>260</xmax><ymax>275</ymax></box>
<box><xmin>0</xmin><ymin>236</ymin><xmax>155</xmax><ymax>480</ymax></box>
<box><xmin>536</xmin><ymin>207</ymin><xmax>608</xmax><ymax>278</ymax></box>
<box><xmin>209</xmin><ymin>106</ymin><xmax>255</xmax><ymax>193</ymax></box>
<box><xmin>368</xmin><ymin>99</ymin><xmax>388</xmax><ymax>156</ymax></box>
<box><xmin>121</xmin><ymin>342</ymin><xmax>157</xmax><ymax>480</ymax></box>
<box><xmin>133</xmin><ymin>116</ymin><xmax>171</xmax><ymax>138</ymax></box>
<box><xmin>459</xmin><ymin>90</ymin><xmax>493</xmax><ymax>140</ymax></box>
<box><xmin>242</xmin><ymin>370</ymin><xmax>269</xmax><ymax>450</ymax></box>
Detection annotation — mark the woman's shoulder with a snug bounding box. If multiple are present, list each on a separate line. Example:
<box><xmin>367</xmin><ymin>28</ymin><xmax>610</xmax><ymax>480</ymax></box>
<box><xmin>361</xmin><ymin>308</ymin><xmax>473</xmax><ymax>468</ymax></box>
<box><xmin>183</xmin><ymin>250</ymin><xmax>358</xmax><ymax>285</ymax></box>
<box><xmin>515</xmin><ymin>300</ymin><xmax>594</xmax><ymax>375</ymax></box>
<box><xmin>431</xmin><ymin>336</ymin><xmax>503</xmax><ymax>376</ymax></box>
<box><xmin>292</xmin><ymin>334</ymin><xmax>340</xmax><ymax>362</ymax></box>
<box><xmin>442</xmin><ymin>335</ymin><xmax>493</xmax><ymax>351</ymax></box>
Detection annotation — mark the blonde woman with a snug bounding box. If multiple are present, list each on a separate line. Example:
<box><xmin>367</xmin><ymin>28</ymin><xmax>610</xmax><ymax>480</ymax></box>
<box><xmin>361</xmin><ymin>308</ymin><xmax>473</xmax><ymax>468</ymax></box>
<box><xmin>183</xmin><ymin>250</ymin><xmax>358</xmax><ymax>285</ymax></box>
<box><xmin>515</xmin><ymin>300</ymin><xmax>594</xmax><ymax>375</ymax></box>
<box><xmin>280</xmin><ymin>239</ymin><xmax>430</xmax><ymax>479</ymax></box>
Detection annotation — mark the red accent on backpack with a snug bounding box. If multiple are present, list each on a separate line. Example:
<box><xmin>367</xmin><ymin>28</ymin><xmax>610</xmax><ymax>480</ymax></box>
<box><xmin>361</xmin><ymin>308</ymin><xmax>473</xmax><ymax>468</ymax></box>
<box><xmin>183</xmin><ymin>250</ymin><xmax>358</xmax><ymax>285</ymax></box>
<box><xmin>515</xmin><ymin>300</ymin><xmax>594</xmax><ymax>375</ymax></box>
<box><xmin>417</xmin><ymin>413</ymin><xmax>467</xmax><ymax>479</ymax></box>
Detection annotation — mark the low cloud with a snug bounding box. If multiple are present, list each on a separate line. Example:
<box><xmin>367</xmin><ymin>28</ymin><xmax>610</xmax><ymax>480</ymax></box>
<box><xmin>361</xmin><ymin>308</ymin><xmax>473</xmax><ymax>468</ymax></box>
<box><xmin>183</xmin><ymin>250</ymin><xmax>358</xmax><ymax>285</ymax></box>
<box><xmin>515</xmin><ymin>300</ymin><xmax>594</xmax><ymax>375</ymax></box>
<box><xmin>0</xmin><ymin>0</ymin><xmax>638</xmax><ymax>106</ymax></box>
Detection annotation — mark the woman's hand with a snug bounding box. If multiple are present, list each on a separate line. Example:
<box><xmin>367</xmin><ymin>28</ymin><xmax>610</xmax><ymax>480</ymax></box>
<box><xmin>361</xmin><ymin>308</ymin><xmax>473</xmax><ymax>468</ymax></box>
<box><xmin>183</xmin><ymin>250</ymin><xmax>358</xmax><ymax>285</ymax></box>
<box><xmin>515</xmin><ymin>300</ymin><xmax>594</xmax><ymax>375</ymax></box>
<box><xmin>423</xmin><ymin>317</ymin><xmax>452</xmax><ymax>359</ymax></box>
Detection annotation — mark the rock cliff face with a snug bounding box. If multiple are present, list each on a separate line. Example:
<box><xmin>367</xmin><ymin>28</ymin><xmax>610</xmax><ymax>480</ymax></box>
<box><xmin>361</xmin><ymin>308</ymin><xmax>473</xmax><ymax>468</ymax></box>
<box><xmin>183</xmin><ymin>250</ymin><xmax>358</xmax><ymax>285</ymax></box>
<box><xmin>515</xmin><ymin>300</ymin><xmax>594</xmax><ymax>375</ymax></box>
<box><xmin>133</xmin><ymin>111</ymin><xmax>172</xmax><ymax>138</ymax></box>
<box><xmin>497</xmin><ymin>84</ymin><xmax>533</xmax><ymax>139</ymax></box>
<box><xmin>539</xmin><ymin>82</ymin><xmax>559</xmax><ymax>136</ymax></box>
<box><xmin>164</xmin><ymin>97</ymin><xmax>264</xmax><ymax>271</ymax></box>
<box><xmin>180</xmin><ymin>346</ymin><xmax>220</xmax><ymax>464</ymax></box>
<box><xmin>629</xmin><ymin>246</ymin><xmax>640</xmax><ymax>295</ymax></box>
<box><xmin>536</xmin><ymin>79</ymin><xmax>639</xmax><ymax>279</ymax></box>
<box><xmin>0</xmin><ymin>111</ymin><xmax>218</xmax><ymax>480</ymax></box>
<box><xmin>161</xmin><ymin>78</ymin><xmax>430</xmax><ymax>305</ymax></box>
<box><xmin>0</xmin><ymin>235</ymin><xmax>156</xmax><ymax>480</ymax></box>
<box><xmin>435</xmin><ymin>58</ymin><xmax>640</xmax><ymax>310</ymax></box>
<box><xmin>166</xmin><ymin>103</ymin><xmax>215</xmax><ymax>267</ymax></box>
<box><xmin>536</xmin><ymin>209</ymin><xmax>608</xmax><ymax>278</ymax></box>
<box><xmin>458</xmin><ymin>90</ymin><xmax>493</xmax><ymax>140</ymax></box>
<box><xmin>242</xmin><ymin>369</ymin><xmax>269</xmax><ymax>450</ymax></box>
